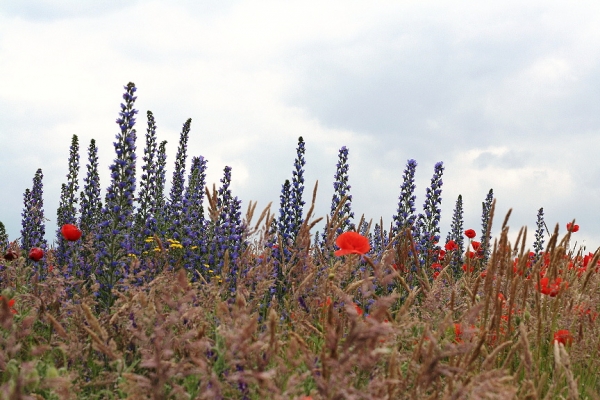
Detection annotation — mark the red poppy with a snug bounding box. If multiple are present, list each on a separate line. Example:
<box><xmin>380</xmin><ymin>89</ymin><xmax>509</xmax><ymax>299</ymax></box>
<box><xmin>471</xmin><ymin>241</ymin><xmax>481</xmax><ymax>251</ymax></box>
<box><xmin>334</xmin><ymin>231</ymin><xmax>370</xmax><ymax>256</ymax></box>
<box><xmin>566</xmin><ymin>222</ymin><xmax>579</xmax><ymax>233</ymax></box>
<box><xmin>537</xmin><ymin>276</ymin><xmax>566</xmax><ymax>297</ymax></box>
<box><xmin>430</xmin><ymin>262</ymin><xmax>442</xmax><ymax>270</ymax></box>
<box><xmin>437</xmin><ymin>249</ymin><xmax>446</xmax><ymax>260</ymax></box>
<box><xmin>0</xmin><ymin>296</ymin><xmax>17</xmax><ymax>314</ymax></box>
<box><xmin>353</xmin><ymin>303</ymin><xmax>364</xmax><ymax>316</ymax></box>
<box><xmin>464</xmin><ymin>229</ymin><xmax>476</xmax><ymax>239</ymax></box>
<box><xmin>553</xmin><ymin>330</ymin><xmax>573</xmax><ymax>346</ymax></box>
<box><xmin>48</xmin><ymin>265</ymin><xmax>54</xmax><ymax>273</ymax></box>
<box><xmin>433</xmin><ymin>271</ymin><xmax>440</xmax><ymax>279</ymax></box>
<box><xmin>61</xmin><ymin>224</ymin><xmax>82</xmax><ymax>241</ymax></box>
<box><xmin>462</xmin><ymin>264</ymin><xmax>475</xmax><ymax>273</ymax></box>
<box><xmin>444</xmin><ymin>240</ymin><xmax>458</xmax><ymax>251</ymax></box>
<box><xmin>453</xmin><ymin>323</ymin><xmax>463</xmax><ymax>343</ymax></box>
<box><xmin>28</xmin><ymin>247</ymin><xmax>44</xmax><ymax>261</ymax></box>
<box><xmin>317</xmin><ymin>296</ymin><xmax>332</xmax><ymax>308</ymax></box>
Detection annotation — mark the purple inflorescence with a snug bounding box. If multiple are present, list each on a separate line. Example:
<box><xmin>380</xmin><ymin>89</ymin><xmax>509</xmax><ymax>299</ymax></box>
<box><xmin>78</xmin><ymin>139</ymin><xmax>102</xmax><ymax>281</ymax></box>
<box><xmin>415</xmin><ymin>161</ymin><xmax>444</xmax><ymax>269</ymax></box>
<box><xmin>289</xmin><ymin>137</ymin><xmax>306</xmax><ymax>241</ymax></box>
<box><xmin>182</xmin><ymin>156</ymin><xmax>208</xmax><ymax>280</ymax></box>
<box><xmin>321</xmin><ymin>146</ymin><xmax>354</xmax><ymax>251</ymax></box>
<box><xmin>135</xmin><ymin>111</ymin><xmax>159</xmax><ymax>246</ymax></box>
<box><xmin>167</xmin><ymin>118</ymin><xmax>192</xmax><ymax>242</ymax></box>
<box><xmin>534</xmin><ymin>207</ymin><xmax>545</xmax><ymax>261</ymax></box>
<box><xmin>21</xmin><ymin>169</ymin><xmax>48</xmax><ymax>273</ymax></box>
<box><xmin>392</xmin><ymin>159</ymin><xmax>418</xmax><ymax>243</ymax></box>
<box><xmin>207</xmin><ymin>166</ymin><xmax>244</xmax><ymax>289</ymax></box>
<box><xmin>480</xmin><ymin>188</ymin><xmax>494</xmax><ymax>263</ymax></box>
<box><xmin>95</xmin><ymin>82</ymin><xmax>139</xmax><ymax>309</ymax></box>
<box><xmin>445</xmin><ymin>194</ymin><xmax>465</xmax><ymax>276</ymax></box>
<box><xmin>56</xmin><ymin>134</ymin><xmax>80</xmax><ymax>275</ymax></box>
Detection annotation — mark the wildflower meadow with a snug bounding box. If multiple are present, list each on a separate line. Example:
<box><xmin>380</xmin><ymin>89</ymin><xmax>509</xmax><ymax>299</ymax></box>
<box><xmin>1</xmin><ymin>82</ymin><xmax>599</xmax><ymax>399</ymax></box>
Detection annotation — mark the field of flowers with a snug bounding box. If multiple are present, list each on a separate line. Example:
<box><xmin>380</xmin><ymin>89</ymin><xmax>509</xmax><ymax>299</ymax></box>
<box><xmin>1</xmin><ymin>82</ymin><xmax>599</xmax><ymax>399</ymax></box>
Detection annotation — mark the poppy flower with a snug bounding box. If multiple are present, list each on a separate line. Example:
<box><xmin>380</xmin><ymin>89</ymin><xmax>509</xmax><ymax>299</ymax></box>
<box><xmin>353</xmin><ymin>303</ymin><xmax>364</xmax><ymax>316</ymax></box>
<box><xmin>566</xmin><ymin>223</ymin><xmax>579</xmax><ymax>233</ymax></box>
<box><xmin>334</xmin><ymin>231</ymin><xmax>370</xmax><ymax>256</ymax></box>
<box><xmin>444</xmin><ymin>240</ymin><xmax>458</xmax><ymax>251</ymax></box>
<box><xmin>61</xmin><ymin>224</ymin><xmax>82</xmax><ymax>241</ymax></box>
<box><xmin>464</xmin><ymin>229</ymin><xmax>476</xmax><ymax>239</ymax></box>
<box><xmin>28</xmin><ymin>247</ymin><xmax>44</xmax><ymax>261</ymax></box>
<box><xmin>453</xmin><ymin>323</ymin><xmax>463</xmax><ymax>343</ymax></box>
<box><xmin>471</xmin><ymin>241</ymin><xmax>481</xmax><ymax>251</ymax></box>
<box><xmin>317</xmin><ymin>296</ymin><xmax>332</xmax><ymax>308</ymax></box>
<box><xmin>553</xmin><ymin>329</ymin><xmax>573</xmax><ymax>346</ymax></box>
<box><xmin>430</xmin><ymin>262</ymin><xmax>442</xmax><ymax>270</ymax></box>
<box><xmin>437</xmin><ymin>249</ymin><xmax>446</xmax><ymax>260</ymax></box>
<box><xmin>462</xmin><ymin>264</ymin><xmax>475</xmax><ymax>273</ymax></box>
<box><xmin>537</xmin><ymin>276</ymin><xmax>566</xmax><ymax>297</ymax></box>
<box><xmin>0</xmin><ymin>296</ymin><xmax>17</xmax><ymax>314</ymax></box>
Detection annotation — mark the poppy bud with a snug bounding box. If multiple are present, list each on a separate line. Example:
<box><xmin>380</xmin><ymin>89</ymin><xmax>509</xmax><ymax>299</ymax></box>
<box><xmin>464</xmin><ymin>229</ymin><xmax>476</xmax><ymax>239</ymax></box>
<box><xmin>28</xmin><ymin>247</ymin><xmax>44</xmax><ymax>261</ymax></box>
<box><xmin>3</xmin><ymin>249</ymin><xmax>18</xmax><ymax>261</ymax></box>
<box><xmin>61</xmin><ymin>224</ymin><xmax>82</xmax><ymax>241</ymax></box>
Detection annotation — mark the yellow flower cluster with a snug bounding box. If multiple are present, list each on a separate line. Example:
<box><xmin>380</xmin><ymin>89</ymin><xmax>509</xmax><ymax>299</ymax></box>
<box><xmin>167</xmin><ymin>238</ymin><xmax>183</xmax><ymax>249</ymax></box>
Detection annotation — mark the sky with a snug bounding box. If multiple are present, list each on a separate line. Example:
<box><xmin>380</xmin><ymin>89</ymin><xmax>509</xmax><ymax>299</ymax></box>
<box><xmin>1</xmin><ymin>1</ymin><xmax>600</xmax><ymax>253</ymax></box>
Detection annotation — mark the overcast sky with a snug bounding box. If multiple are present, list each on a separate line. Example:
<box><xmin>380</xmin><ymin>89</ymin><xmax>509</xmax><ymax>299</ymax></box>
<box><xmin>1</xmin><ymin>1</ymin><xmax>600</xmax><ymax>253</ymax></box>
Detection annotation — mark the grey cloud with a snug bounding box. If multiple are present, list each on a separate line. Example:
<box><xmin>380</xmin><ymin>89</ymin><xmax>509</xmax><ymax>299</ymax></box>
<box><xmin>284</xmin><ymin>15</ymin><xmax>600</xmax><ymax>158</ymax></box>
<box><xmin>473</xmin><ymin>150</ymin><xmax>531</xmax><ymax>169</ymax></box>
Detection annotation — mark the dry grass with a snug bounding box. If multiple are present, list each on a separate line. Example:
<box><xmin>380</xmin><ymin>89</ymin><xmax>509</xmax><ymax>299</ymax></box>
<box><xmin>1</xmin><ymin>208</ymin><xmax>600</xmax><ymax>399</ymax></box>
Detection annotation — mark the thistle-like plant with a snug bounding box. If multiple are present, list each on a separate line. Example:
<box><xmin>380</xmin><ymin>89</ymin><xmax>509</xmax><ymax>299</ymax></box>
<box><xmin>95</xmin><ymin>82</ymin><xmax>138</xmax><ymax>309</ymax></box>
